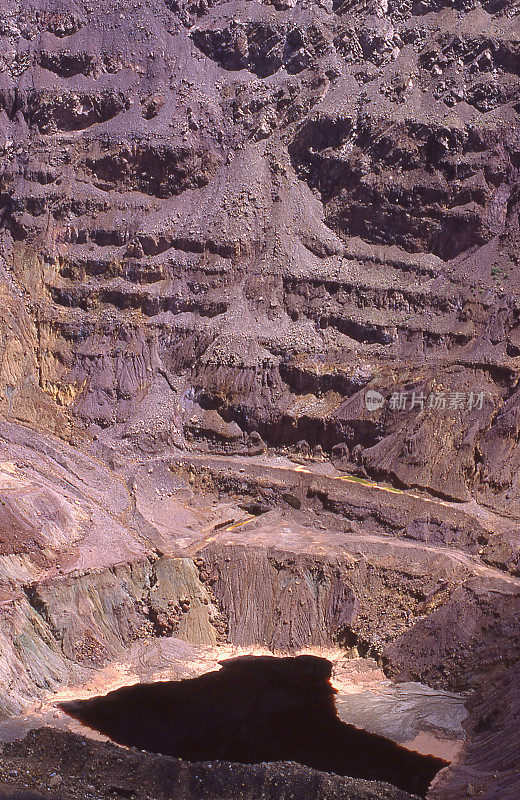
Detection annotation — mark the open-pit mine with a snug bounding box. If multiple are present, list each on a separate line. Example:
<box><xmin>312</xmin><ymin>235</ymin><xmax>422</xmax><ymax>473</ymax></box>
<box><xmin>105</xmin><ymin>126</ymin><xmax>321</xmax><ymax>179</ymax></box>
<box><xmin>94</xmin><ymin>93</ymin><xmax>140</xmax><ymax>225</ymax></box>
<box><xmin>0</xmin><ymin>0</ymin><xmax>519</xmax><ymax>797</ymax></box>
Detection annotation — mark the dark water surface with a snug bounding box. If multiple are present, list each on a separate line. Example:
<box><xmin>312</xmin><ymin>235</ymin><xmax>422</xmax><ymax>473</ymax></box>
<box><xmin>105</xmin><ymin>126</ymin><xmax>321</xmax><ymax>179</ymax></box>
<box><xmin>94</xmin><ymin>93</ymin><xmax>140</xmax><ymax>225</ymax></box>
<box><xmin>60</xmin><ymin>655</ymin><xmax>446</xmax><ymax>797</ymax></box>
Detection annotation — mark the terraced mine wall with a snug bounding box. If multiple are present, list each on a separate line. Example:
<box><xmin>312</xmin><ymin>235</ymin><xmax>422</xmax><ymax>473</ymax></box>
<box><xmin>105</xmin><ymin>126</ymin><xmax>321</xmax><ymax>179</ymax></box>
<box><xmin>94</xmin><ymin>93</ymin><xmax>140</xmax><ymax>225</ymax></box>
<box><xmin>0</xmin><ymin>0</ymin><xmax>519</xmax><ymax>796</ymax></box>
<box><xmin>1</xmin><ymin>0</ymin><xmax>520</xmax><ymax>513</ymax></box>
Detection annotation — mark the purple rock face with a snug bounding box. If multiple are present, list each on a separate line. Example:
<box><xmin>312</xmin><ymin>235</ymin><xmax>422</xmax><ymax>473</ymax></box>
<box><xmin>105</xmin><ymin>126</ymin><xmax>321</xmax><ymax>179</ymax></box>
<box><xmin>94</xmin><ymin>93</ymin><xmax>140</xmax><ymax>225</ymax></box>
<box><xmin>0</xmin><ymin>0</ymin><xmax>519</xmax><ymax>510</ymax></box>
<box><xmin>0</xmin><ymin>1</ymin><xmax>519</xmax><ymax>799</ymax></box>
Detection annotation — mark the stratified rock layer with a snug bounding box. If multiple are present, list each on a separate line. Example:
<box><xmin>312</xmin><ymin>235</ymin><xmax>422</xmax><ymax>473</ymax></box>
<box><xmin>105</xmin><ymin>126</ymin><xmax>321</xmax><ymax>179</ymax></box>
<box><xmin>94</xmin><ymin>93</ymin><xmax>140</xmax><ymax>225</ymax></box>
<box><xmin>0</xmin><ymin>1</ymin><xmax>519</xmax><ymax>799</ymax></box>
<box><xmin>0</xmin><ymin>0</ymin><xmax>519</xmax><ymax>508</ymax></box>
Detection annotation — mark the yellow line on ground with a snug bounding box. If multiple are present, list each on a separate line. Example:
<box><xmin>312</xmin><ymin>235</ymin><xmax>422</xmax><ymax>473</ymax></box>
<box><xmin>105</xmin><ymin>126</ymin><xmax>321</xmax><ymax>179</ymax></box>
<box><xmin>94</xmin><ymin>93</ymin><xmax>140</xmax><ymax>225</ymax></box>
<box><xmin>224</xmin><ymin>515</ymin><xmax>255</xmax><ymax>532</ymax></box>
<box><xmin>334</xmin><ymin>474</ymin><xmax>450</xmax><ymax>506</ymax></box>
<box><xmin>336</xmin><ymin>475</ymin><xmax>403</xmax><ymax>494</ymax></box>
<box><xmin>288</xmin><ymin>465</ymin><xmax>437</xmax><ymax>504</ymax></box>
<box><xmin>181</xmin><ymin>456</ymin><xmax>451</xmax><ymax>511</ymax></box>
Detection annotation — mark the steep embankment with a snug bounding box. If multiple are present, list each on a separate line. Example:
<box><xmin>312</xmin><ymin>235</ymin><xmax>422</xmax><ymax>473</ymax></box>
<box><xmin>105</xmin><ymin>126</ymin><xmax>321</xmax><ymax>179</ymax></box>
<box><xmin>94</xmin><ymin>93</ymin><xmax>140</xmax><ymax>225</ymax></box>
<box><xmin>0</xmin><ymin>421</ymin><xmax>517</xmax><ymax>799</ymax></box>
<box><xmin>0</xmin><ymin>0</ymin><xmax>519</xmax><ymax>797</ymax></box>
<box><xmin>0</xmin><ymin>0</ymin><xmax>519</xmax><ymax>509</ymax></box>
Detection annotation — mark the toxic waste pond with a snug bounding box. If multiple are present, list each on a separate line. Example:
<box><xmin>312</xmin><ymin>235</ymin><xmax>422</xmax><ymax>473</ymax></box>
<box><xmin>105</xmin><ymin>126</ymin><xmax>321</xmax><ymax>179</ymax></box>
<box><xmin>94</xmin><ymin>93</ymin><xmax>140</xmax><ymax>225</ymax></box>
<box><xmin>60</xmin><ymin>655</ymin><xmax>446</xmax><ymax>797</ymax></box>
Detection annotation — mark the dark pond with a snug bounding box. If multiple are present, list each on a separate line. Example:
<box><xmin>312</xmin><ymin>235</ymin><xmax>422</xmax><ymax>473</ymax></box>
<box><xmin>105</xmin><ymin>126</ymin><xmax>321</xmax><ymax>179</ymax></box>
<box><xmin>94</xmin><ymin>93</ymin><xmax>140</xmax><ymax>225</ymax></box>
<box><xmin>60</xmin><ymin>655</ymin><xmax>446</xmax><ymax>797</ymax></box>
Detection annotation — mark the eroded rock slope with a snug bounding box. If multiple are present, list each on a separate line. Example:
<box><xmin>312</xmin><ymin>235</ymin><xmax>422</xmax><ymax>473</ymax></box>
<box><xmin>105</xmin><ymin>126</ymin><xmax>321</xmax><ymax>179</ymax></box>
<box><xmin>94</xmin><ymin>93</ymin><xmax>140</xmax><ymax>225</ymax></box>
<box><xmin>0</xmin><ymin>0</ymin><xmax>520</xmax><ymax>799</ymax></box>
<box><xmin>0</xmin><ymin>0</ymin><xmax>519</xmax><ymax>508</ymax></box>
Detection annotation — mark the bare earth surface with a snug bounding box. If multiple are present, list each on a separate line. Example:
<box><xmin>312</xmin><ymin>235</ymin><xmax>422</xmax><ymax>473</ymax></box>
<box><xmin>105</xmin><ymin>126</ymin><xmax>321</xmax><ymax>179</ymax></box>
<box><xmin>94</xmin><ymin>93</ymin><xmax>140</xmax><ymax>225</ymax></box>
<box><xmin>0</xmin><ymin>0</ymin><xmax>520</xmax><ymax>796</ymax></box>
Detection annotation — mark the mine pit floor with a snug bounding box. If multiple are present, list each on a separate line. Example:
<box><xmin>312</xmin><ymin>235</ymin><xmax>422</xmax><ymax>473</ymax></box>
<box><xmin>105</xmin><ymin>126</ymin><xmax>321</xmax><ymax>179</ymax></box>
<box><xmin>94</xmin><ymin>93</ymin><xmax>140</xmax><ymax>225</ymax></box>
<box><xmin>0</xmin><ymin>644</ymin><xmax>466</xmax><ymax>773</ymax></box>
